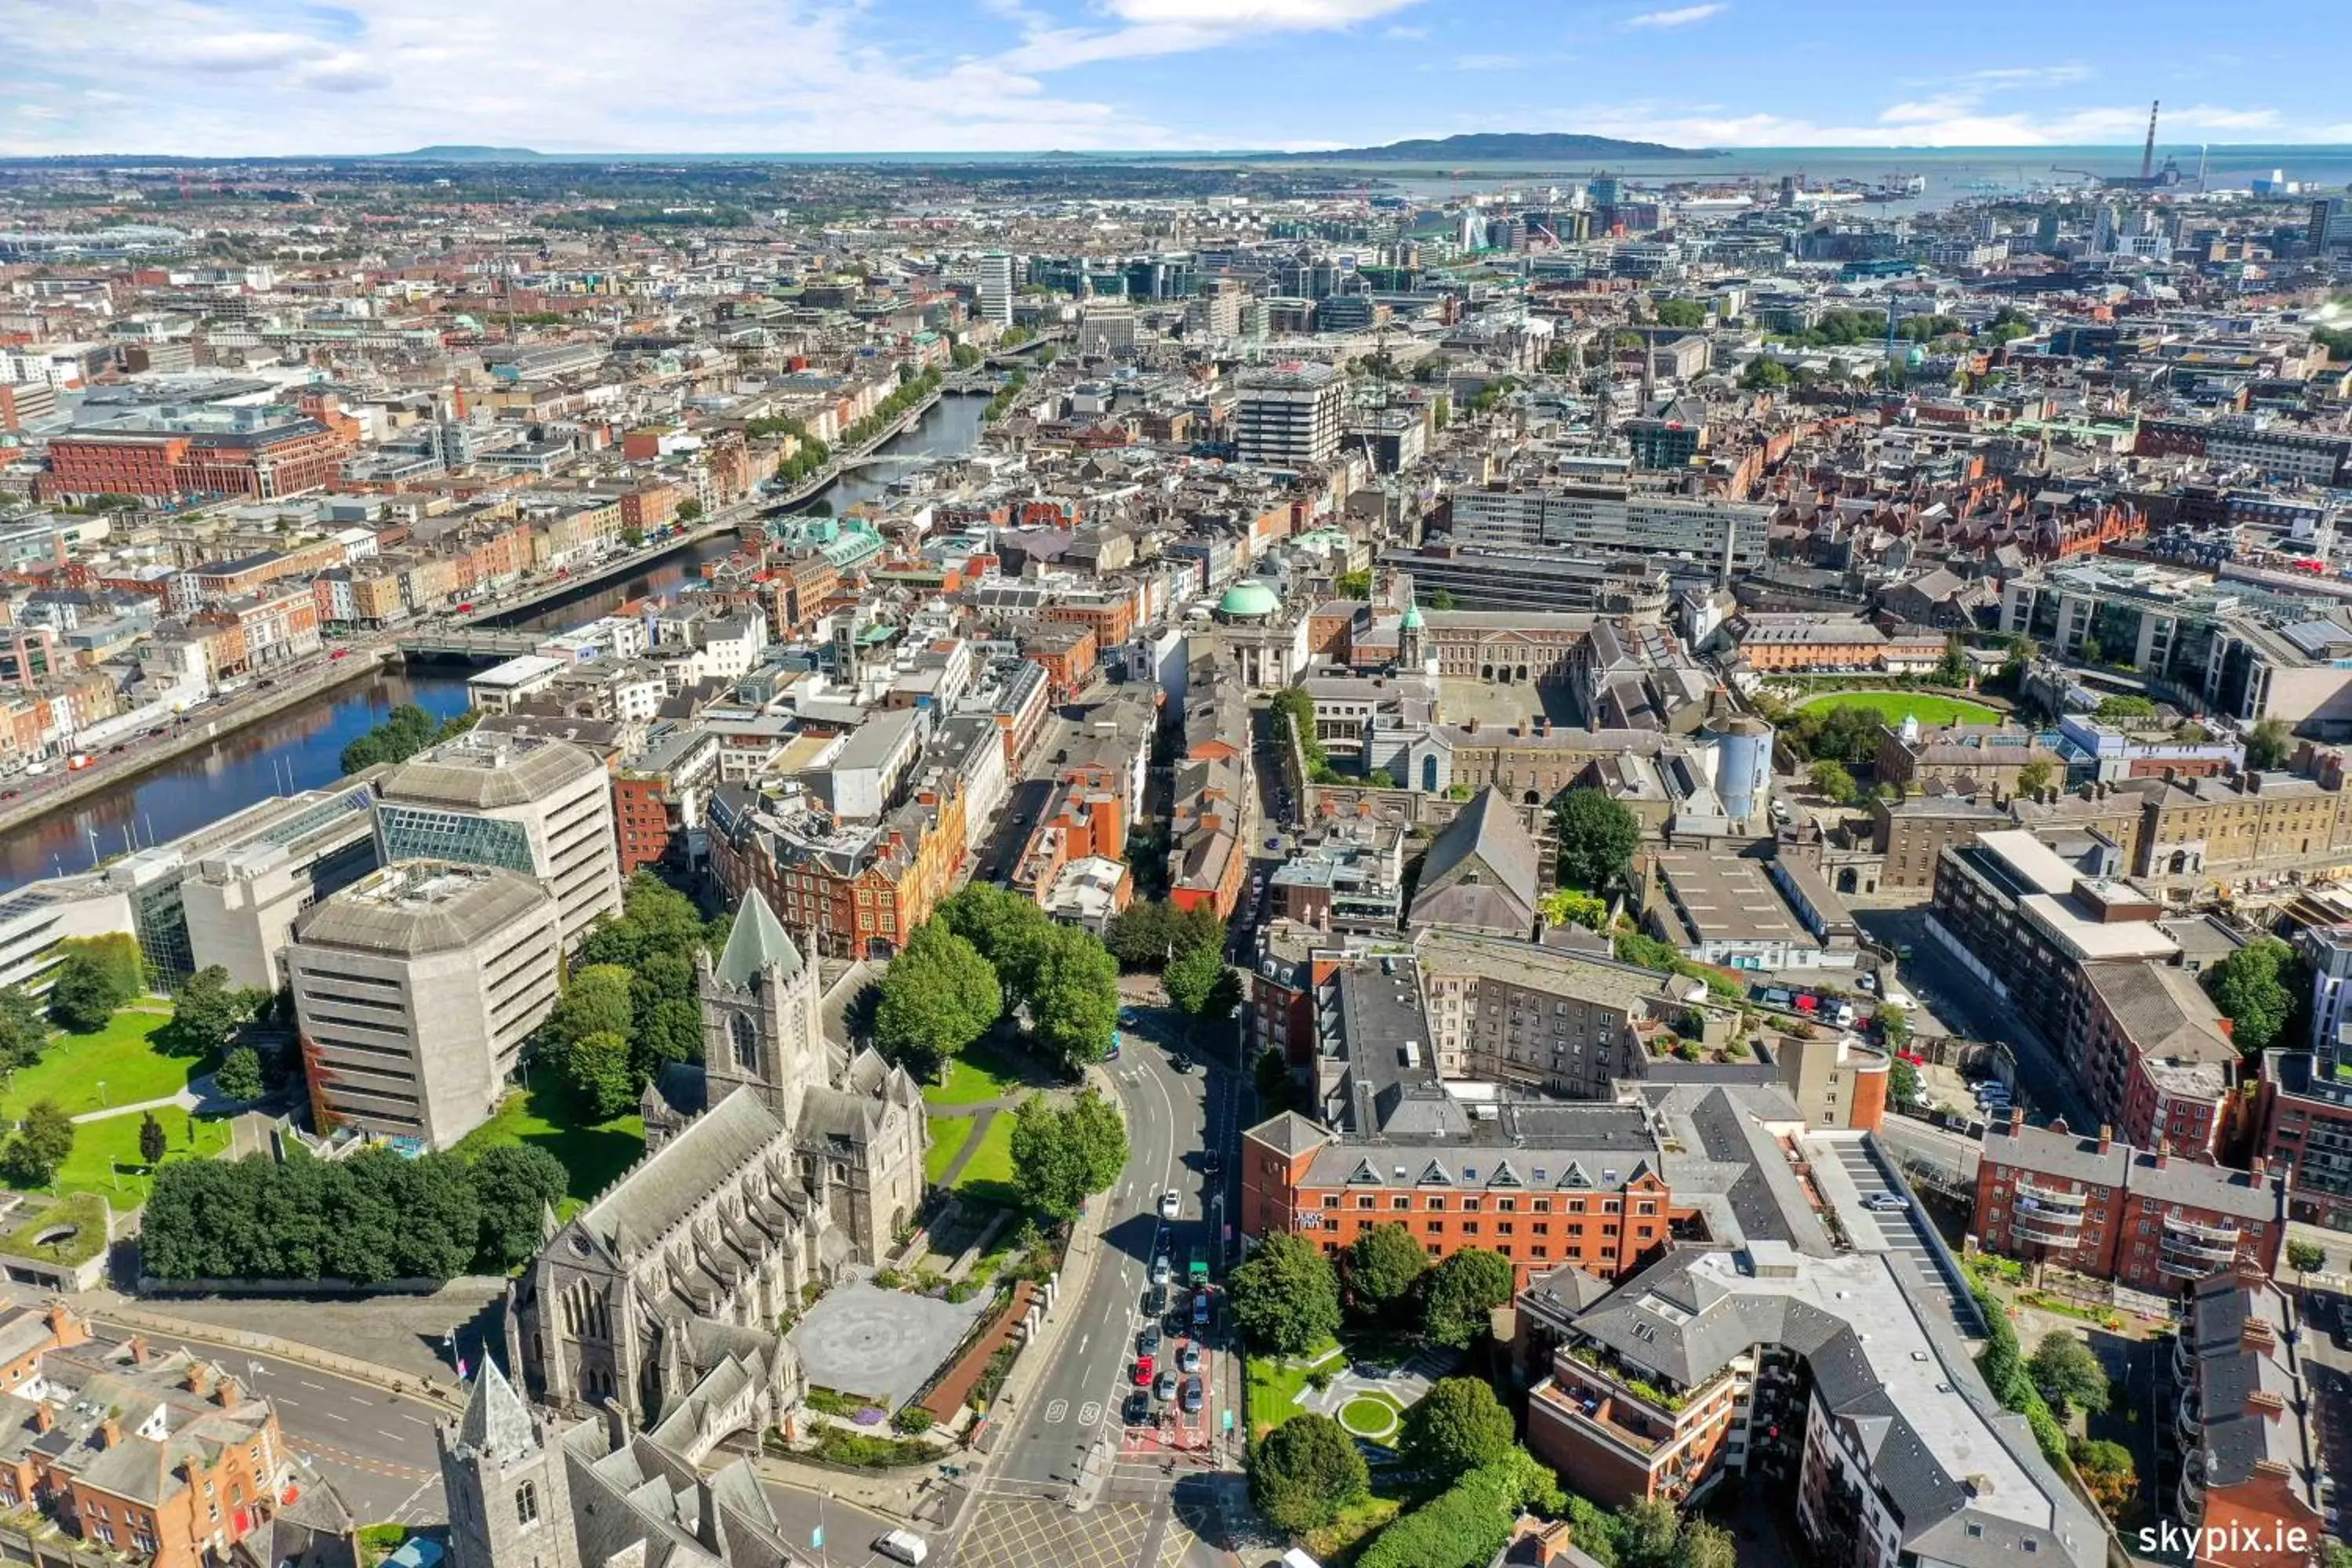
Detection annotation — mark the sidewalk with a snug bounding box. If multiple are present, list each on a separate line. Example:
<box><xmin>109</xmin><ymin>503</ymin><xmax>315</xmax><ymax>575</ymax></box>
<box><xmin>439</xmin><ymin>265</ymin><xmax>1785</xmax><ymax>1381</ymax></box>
<box><xmin>986</xmin><ymin>1062</ymin><xmax>1121</xmax><ymax>1425</ymax></box>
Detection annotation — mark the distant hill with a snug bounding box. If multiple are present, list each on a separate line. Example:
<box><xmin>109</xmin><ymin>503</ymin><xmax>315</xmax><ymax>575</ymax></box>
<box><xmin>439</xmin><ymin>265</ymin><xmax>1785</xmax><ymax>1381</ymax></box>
<box><xmin>1256</xmin><ymin>132</ymin><xmax>1715</xmax><ymax>163</ymax></box>
<box><xmin>379</xmin><ymin>145</ymin><xmax>548</xmax><ymax>162</ymax></box>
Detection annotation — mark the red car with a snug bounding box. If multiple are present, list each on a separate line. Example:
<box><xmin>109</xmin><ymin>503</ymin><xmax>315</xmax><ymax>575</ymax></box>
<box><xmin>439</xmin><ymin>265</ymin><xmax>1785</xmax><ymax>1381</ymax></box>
<box><xmin>1132</xmin><ymin>1355</ymin><xmax>1155</xmax><ymax>1385</ymax></box>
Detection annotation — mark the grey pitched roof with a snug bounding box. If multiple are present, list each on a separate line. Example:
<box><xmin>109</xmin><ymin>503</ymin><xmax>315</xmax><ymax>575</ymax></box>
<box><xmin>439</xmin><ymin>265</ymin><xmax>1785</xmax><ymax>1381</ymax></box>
<box><xmin>455</xmin><ymin>1356</ymin><xmax>537</xmax><ymax>1464</ymax></box>
<box><xmin>716</xmin><ymin>887</ymin><xmax>802</xmax><ymax>989</ymax></box>
<box><xmin>1980</xmin><ymin>1119</ymin><xmax>2130</xmax><ymax>1186</ymax></box>
<box><xmin>1411</xmin><ymin>786</ymin><xmax>1541</xmax><ymax>938</ymax></box>
<box><xmin>578</xmin><ymin>1089</ymin><xmax>788</xmax><ymax>1254</ymax></box>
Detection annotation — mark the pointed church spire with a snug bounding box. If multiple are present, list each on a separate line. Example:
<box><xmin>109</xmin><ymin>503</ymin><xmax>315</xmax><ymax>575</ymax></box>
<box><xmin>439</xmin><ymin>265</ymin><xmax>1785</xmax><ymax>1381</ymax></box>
<box><xmin>715</xmin><ymin>887</ymin><xmax>802</xmax><ymax>989</ymax></box>
<box><xmin>456</xmin><ymin>1356</ymin><xmax>537</xmax><ymax>1464</ymax></box>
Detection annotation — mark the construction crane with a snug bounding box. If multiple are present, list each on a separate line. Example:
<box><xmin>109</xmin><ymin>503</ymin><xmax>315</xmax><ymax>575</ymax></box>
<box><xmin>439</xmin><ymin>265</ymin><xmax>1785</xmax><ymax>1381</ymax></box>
<box><xmin>2141</xmin><ymin>100</ymin><xmax>2160</xmax><ymax>182</ymax></box>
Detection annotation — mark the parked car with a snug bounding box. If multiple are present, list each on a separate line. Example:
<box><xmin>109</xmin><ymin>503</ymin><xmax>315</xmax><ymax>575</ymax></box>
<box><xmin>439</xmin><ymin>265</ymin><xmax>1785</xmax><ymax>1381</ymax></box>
<box><xmin>1138</xmin><ymin>1325</ymin><xmax>1160</xmax><ymax>1356</ymax></box>
<box><xmin>1132</xmin><ymin>1356</ymin><xmax>1155</xmax><ymax>1385</ymax></box>
<box><xmin>1159</xmin><ymin>1190</ymin><xmax>1181</xmax><ymax>1221</ymax></box>
<box><xmin>1178</xmin><ymin>1341</ymin><xmax>1202</xmax><ymax>1374</ymax></box>
<box><xmin>1152</xmin><ymin>1254</ymin><xmax>1172</xmax><ymax>1286</ymax></box>
<box><xmin>1863</xmin><ymin>1193</ymin><xmax>1909</xmax><ymax>1213</ymax></box>
<box><xmin>1154</xmin><ymin>1370</ymin><xmax>1178</xmax><ymax>1402</ymax></box>
<box><xmin>1180</xmin><ymin>1375</ymin><xmax>1204</xmax><ymax>1414</ymax></box>
<box><xmin>1192</xmin><ymin>1289</ymin><xmax>1212</xmax><ymax>1329</ymax></box>
<box><xmin>1143</xmin><ymin>1285</ymin><xmax>1167</xmax><ymax>1317</ymax></box>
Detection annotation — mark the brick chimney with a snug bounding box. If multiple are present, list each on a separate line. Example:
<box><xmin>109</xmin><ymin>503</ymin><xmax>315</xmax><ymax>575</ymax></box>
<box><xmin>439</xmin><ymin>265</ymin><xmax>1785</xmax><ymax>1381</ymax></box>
<box><xmin>2008</xmin><ymin>1105</ymin><xmax>2025</xmax><ymax>1134</ymax></box>
<box><xmin>31</xmin><ymin>1403</ymin><xmax>52</xmax><ymax>1434</ymax></box>
<box><xmin>2156</xmin><ymin>1138</ymin><xmax>2171</xmax><ymax>1171</ymax></box>
<box><xmin>2098</xmin><ymin>1125</ymin><xmax>2112</xmax><ymax>1156</ymax></box>
<box><xmin>186</xmin><ymin>1364</ymin><xmax>212</xmax><ymax>1399</ymax></box>
<box><xmin>100</xmin><ymin>1416</ymin><xmax>121</xmax><ymax>1449</ymax></box>
<box><xmin>126</xmin><ymin>1335</ymin><xmax>147</xmax><ymax>1366</ymax></box>
<box><xmin>213</xmin><ymin>1375</ymin><xmax>240</xmax><ymax>1408</ymax></box>
<box><xmin>2249</xmin><ymin>1388</ymin><xmax>2287</xmax><ymax>1419</ymax></box>
<box><xmin>2249</xmin><ymin>1156</ymin><xmax>2267</xmax><ymax>1181</ymax></box>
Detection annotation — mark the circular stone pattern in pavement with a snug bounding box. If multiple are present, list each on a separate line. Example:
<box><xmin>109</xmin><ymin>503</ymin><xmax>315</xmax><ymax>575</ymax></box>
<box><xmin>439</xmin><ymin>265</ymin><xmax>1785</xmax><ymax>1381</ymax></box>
<box><xmin>1338</xmin><ymin>1393</ymin><xmax>1401</xmax><ymax>1440</ymax></box>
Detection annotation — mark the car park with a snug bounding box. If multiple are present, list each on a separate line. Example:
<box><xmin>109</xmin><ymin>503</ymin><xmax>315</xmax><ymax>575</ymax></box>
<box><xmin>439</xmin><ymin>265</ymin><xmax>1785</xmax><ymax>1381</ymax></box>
<box><xmin>1863</xmin><ymin>1192</ymin><xmax>1909</xmax><ymax>1212</ymax></box>
<box><xmin>1138</xmin><ymin>1324</ymin><xmax>1160</xmax><ymax>1356</ymax></box>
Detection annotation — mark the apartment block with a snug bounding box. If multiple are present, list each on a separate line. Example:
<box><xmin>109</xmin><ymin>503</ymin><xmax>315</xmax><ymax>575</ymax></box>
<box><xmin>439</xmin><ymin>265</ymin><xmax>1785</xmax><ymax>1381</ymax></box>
<box><xmin>1973</xmin><ymin>1113</ymin><xmax>2285</xmax><ymax>1293</ymax></box>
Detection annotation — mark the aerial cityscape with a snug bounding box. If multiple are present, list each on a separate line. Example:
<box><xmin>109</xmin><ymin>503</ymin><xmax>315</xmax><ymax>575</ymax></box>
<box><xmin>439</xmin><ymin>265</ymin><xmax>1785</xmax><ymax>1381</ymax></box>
<box><xmin>5</xmin><ymin>10</ymin><xmax>2352</xmax><ymax>1568</ymax></box>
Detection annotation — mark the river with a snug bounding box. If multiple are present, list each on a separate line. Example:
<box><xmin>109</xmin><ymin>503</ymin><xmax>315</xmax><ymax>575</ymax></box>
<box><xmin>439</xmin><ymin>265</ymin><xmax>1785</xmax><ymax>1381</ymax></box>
<box><xmin>0</xmin><ymin>392</ymin><xmax>993</xmax><ymax>893</ymax></box>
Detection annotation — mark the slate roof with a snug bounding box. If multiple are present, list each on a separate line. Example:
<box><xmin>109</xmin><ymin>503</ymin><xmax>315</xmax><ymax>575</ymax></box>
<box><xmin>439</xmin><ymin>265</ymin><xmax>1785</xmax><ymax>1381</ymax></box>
<box><xmin>454</xmin><ymin>1356</ymin><xmax>537</xmax><ymax>1465</ymax></box>
<box><xmin>1410</xmin><ymin>786</ymin><xmax>1541</xmax><ymax>938</ymax></box>
<box><xmin>715</xmin><ymin>887</ymin><xmax>803</xmax><ymax>989</ymax></box>
<box><xmin>578</xmin><ymin>1090</ymin><xmax>789</xmax><ymax>1255</ymax></box>
<box><xmin>1566</xmin><ymin>1247</ymin><xmax>2103</xmax><ymax>1568</ymax></box>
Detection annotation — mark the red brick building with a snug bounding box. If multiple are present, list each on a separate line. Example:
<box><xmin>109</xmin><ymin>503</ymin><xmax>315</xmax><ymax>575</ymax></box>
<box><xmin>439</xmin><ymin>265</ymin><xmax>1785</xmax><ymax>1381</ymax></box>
<box><xmin>45</xmin><ymin>412</ymin><xmax>349</xmax><ymax>504</ymax></box>
<box><xmin>1973</xmin><ymin>1112</ymin><xmax>2285</xmax><ymax>1293</ymax></box>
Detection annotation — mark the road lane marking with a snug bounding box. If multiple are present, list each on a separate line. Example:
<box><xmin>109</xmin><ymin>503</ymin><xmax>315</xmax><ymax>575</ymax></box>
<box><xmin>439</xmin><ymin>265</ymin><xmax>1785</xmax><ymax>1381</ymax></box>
<box><xmin>1045</xmin><ymin>1400</ymin><xmax>1069</xmax><ymax>1424</ymax></box>
<box><xmin>325</xmin><ymin>1411</ymin><xmax>350</xmax><ymax>1422</ymax></box>
<box><xmin>1080</xmin><ymin>1402</ymin><xmax>1102</xmax><ymax>1425</ymax></box>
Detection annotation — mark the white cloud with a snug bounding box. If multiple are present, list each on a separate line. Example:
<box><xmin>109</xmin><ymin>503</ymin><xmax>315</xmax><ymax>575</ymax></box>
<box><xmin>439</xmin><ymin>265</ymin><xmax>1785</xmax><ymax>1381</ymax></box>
<box><xmin>0</xmin><ymin>0</ymin><xmax>1189</xmax><ymax>154</ymax></box>
<box><xmin>1962</xmin><ymin>64</ymin><xmax>2094</xmax><ymax>89</ymax></box>
<box><xmin>1624</xmin><ymin>4</ymin><xmax>1725</xmax><ymax>28</ymax></box>
<box><xmin>998</xmin><ymin>0</ymin><xmax>1421</xmax><ymax>73</ymax></box>
<box><xmin>1537</xmin><ymin>95</ymin><xmax>2293</xmax><ymax>148</ymax></box>
<box><xmin>1385</xmin><ymin>24</ymin><xmax>1429</xmax><ymax>38</ymax></box>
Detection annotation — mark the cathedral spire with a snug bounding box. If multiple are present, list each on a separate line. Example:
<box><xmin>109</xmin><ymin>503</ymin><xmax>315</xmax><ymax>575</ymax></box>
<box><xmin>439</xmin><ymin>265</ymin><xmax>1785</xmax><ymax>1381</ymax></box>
<box><xmin>715</xmin><ymin>888</ymin><xmax>802</xmax><ymax>989</ymax></box>
<box><xmin>455</xmin><ymin>1356</ymin><xmax>536</xmax><ymax>1464</ymax></box>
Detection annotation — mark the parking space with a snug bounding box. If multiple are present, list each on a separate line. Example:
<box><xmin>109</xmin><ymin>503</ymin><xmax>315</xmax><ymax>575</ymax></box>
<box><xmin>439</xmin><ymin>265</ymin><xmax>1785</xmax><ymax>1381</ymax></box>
<box><xmin>1825</xmin><ymin>1142</ymin><xmax>1978</xmax><ymax>1330</ymax></box>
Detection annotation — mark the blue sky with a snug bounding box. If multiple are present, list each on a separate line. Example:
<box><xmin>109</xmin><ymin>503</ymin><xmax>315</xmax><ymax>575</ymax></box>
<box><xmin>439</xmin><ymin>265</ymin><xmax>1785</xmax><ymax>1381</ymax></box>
<box><xmin>4</xmin><ymin>0</ymin><xmax>2347</xmax><ymax>157</ymax></box>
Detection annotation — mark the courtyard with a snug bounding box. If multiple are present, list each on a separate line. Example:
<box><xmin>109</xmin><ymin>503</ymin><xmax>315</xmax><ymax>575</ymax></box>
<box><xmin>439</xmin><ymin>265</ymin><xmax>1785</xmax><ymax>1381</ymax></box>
<box><xmin>787</xmin><ymin>1276</ymin><xmax>993</xmax><ymax>1410</ymax></box>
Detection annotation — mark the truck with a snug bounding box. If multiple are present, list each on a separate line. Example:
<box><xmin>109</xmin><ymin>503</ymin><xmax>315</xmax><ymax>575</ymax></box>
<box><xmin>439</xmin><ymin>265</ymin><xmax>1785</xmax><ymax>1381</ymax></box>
<box><xmin>1187</xmin><ymin>1249</ymin><xmax>1209</xmax><ymax>1287</ymax></box>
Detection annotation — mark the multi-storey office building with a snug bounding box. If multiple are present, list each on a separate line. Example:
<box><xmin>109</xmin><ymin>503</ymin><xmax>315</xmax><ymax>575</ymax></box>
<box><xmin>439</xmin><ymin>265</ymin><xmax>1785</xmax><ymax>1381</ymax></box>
<box><xmin>1233</xmin><ymin>363</ymin><xmax>1342</xmax><ymax>467</ymax></box>
<box><xmin>373</xmin><ymin>732</ymin><xmax>622</xmax><ymax>952</ymax></box>
<box><xmin>286</xmin><ymin>860</ymin><xmax>563</xmax><ymax>1146</ymax></box>
<box><xmin>1448</xmin><ymin>481</ymin><xmax>1770</xmax><ymax>574</ymax></box>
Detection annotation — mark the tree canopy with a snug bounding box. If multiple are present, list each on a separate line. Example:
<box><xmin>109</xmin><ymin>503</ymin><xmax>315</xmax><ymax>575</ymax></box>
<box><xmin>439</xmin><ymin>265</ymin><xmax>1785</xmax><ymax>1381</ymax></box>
<box><xmin>143</xmin><ymin>1146</ymin><xmax>549</xmax><ymax>1283</ymax></box>
<box><xmin>1229</xmin><ymin>1232</ymin><xmax>1342</xmax><ymax>1356</ymax></box>
<box><xmin>46</xmin><ymin>934</ymin><xmax>143</xmax><ymax>1032</ymax></box>
<box><xmin>2027</xmin><ymin>1331</ymin><xmax>2111</xmax><ymax>1418</ymax></box>
<box><xmin>873</xmin><ymin>924</ymin><xmax>1000</xmax><ymax>1080</ymax></box>
<box><xmin>4</xmin><ymin>1101</ymin><xmax>74</xmax><ymax>1187</ymax></box>
<box><xmin>1400</xmin><ymin>1377</ymin><xmax>1518</xmax><ymax>1485</ymax></box>
<box><xmin>1552</xmin><ymin>789</ymin><xmax>1642</xmax><ymax>892</ymax></box>
<box><xmin>167</xmin><ymin>965</ymin><xmax>269</xmax><ymax>1058</ymax></box>
<box><xmin>1009</xmin><ymin>1089</ymin><xmax>1128</xmax><ymax>1221</ymax></box>
<box><xmin>2202</xmin><ymin>936</ymin><xmax>2304</xmax><ymax>1057</ymax></box>
<box><xmin>1249</xmin><ymin>1413</ymin><xmax>1369</xmax><ymax>1534</ymax></box>
<box><xmin>1423</xmin><ymin>1247</ymin><xmax>1516</xmax><ymax>1348</ymax></box>
<box><xmin>1103</xmin><ymin>898</ymin><xmax>1224</xmax><ymax>972</ymax></box>
<box><xmin>1355</xmin><ymin>1449</ymin><xmax>1563</xmax><ymax>1568</ymax></box>
<box><xmin>339</xmin><ymin>702</ymin><xmax>477</xmax><ymax>775</ymax></box>
<box><xmin>1344</xmin><ymin>1223</ymin><xmax>1430</xmax><ymax>1322</ymax></box>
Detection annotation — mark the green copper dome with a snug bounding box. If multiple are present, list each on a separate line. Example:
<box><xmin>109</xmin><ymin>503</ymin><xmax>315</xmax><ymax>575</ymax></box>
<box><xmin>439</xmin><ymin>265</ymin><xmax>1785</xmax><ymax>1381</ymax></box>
<box><xmin>1400</xmin><ymin>600</ymin><xmax>1425</xmax><ymax>630</ymax></box>
<box><xmin>1218</xmin><ymin>579</ymin><xmax>1280</xmax><ymax>619</ymax></box>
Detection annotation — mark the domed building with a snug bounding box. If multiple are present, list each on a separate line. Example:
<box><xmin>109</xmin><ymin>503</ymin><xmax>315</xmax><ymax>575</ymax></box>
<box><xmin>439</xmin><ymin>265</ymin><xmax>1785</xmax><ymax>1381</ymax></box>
<box><xmin>1208</xmin><ymin>576</ymin><xmax>1309</xmax><ymax>689</ymax></box>
<box><xmin>1216</xmin><ymin>579</ymin><xmax>1281</xmax><ymax>622</ymax></box>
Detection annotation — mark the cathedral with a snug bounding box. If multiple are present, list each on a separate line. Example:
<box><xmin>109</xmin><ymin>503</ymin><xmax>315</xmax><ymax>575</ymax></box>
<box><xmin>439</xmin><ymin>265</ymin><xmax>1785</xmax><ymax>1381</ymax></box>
<box><xmin>507</xmin><ymin>888</ymin><xmax>927</xmax><ymax>1430</ymax></box>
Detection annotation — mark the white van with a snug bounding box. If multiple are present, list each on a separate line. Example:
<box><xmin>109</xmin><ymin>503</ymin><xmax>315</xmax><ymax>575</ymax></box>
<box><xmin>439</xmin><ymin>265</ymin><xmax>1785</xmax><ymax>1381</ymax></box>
<box><xmin>877</xmin><ymin>1529</ymin><xmax>929</xmax><ymax>1564</ymax></box>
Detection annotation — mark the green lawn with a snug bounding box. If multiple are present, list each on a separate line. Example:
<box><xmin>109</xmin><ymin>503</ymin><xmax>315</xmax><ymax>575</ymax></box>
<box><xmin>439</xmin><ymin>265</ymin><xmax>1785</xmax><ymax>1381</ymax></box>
<box><xmin>924</xmin><ymin>1036</ymin><xmax>1048</xmax><ymax>1109</ymax></box>
<box><xmin>455</xmin><ymin>1084</ymin><xmax>644</xmax><ymax>1214</ymax></box>
<box><xmin>0</xmin><ymin>1192</ymin><xmax>112</xmax><ymax>1268</ymax></box>
<box><xmin>949</xmin><ymin>1111</ymin><xmax>1019</xmax><ymax>1207</ymax></box>
<box><xmin>1338</xmin><ymin>1390</ymin><xmax>1404</xmax><ymax>1441</ymax></box>
<box><xmin>48</xmin><ymin>1105</ymin><xmax>231</xmax><ymax>1202</ymax></box>
<box><xmin>1247</xmin><ymin>1338</ymin><xmax>1340</xmax><ymax>1438</ymax></box>
<box><xmin>925</xmin><ymin>1114</ymin><xmax>976</xmax><ymax>1185</ymax></box>
<box><xmin>1793</xmin><ymin>691</ymin><xmax>1999</xmax><ymax>725</ymax></box>
<box><xmin>0</xmin><ymin>1008</ymin><xmax>196</xmax><ymax>1123</ymax></box>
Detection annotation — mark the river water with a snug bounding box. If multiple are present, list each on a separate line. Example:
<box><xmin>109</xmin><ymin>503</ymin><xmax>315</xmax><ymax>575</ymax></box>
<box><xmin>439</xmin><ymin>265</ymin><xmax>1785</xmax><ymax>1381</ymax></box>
<box><xmin>0</xmin><ymin>393</ymin><xmax>992</xmax><ymax>892</ymax></box>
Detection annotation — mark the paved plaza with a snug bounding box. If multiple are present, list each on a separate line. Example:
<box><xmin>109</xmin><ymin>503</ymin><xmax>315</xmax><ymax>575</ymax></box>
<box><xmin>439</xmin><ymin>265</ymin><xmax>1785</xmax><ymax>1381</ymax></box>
<box><xmin>787</xmin><ymin>1278</ymin><xmax>990</xmax><ymax>1407</ymax></box>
